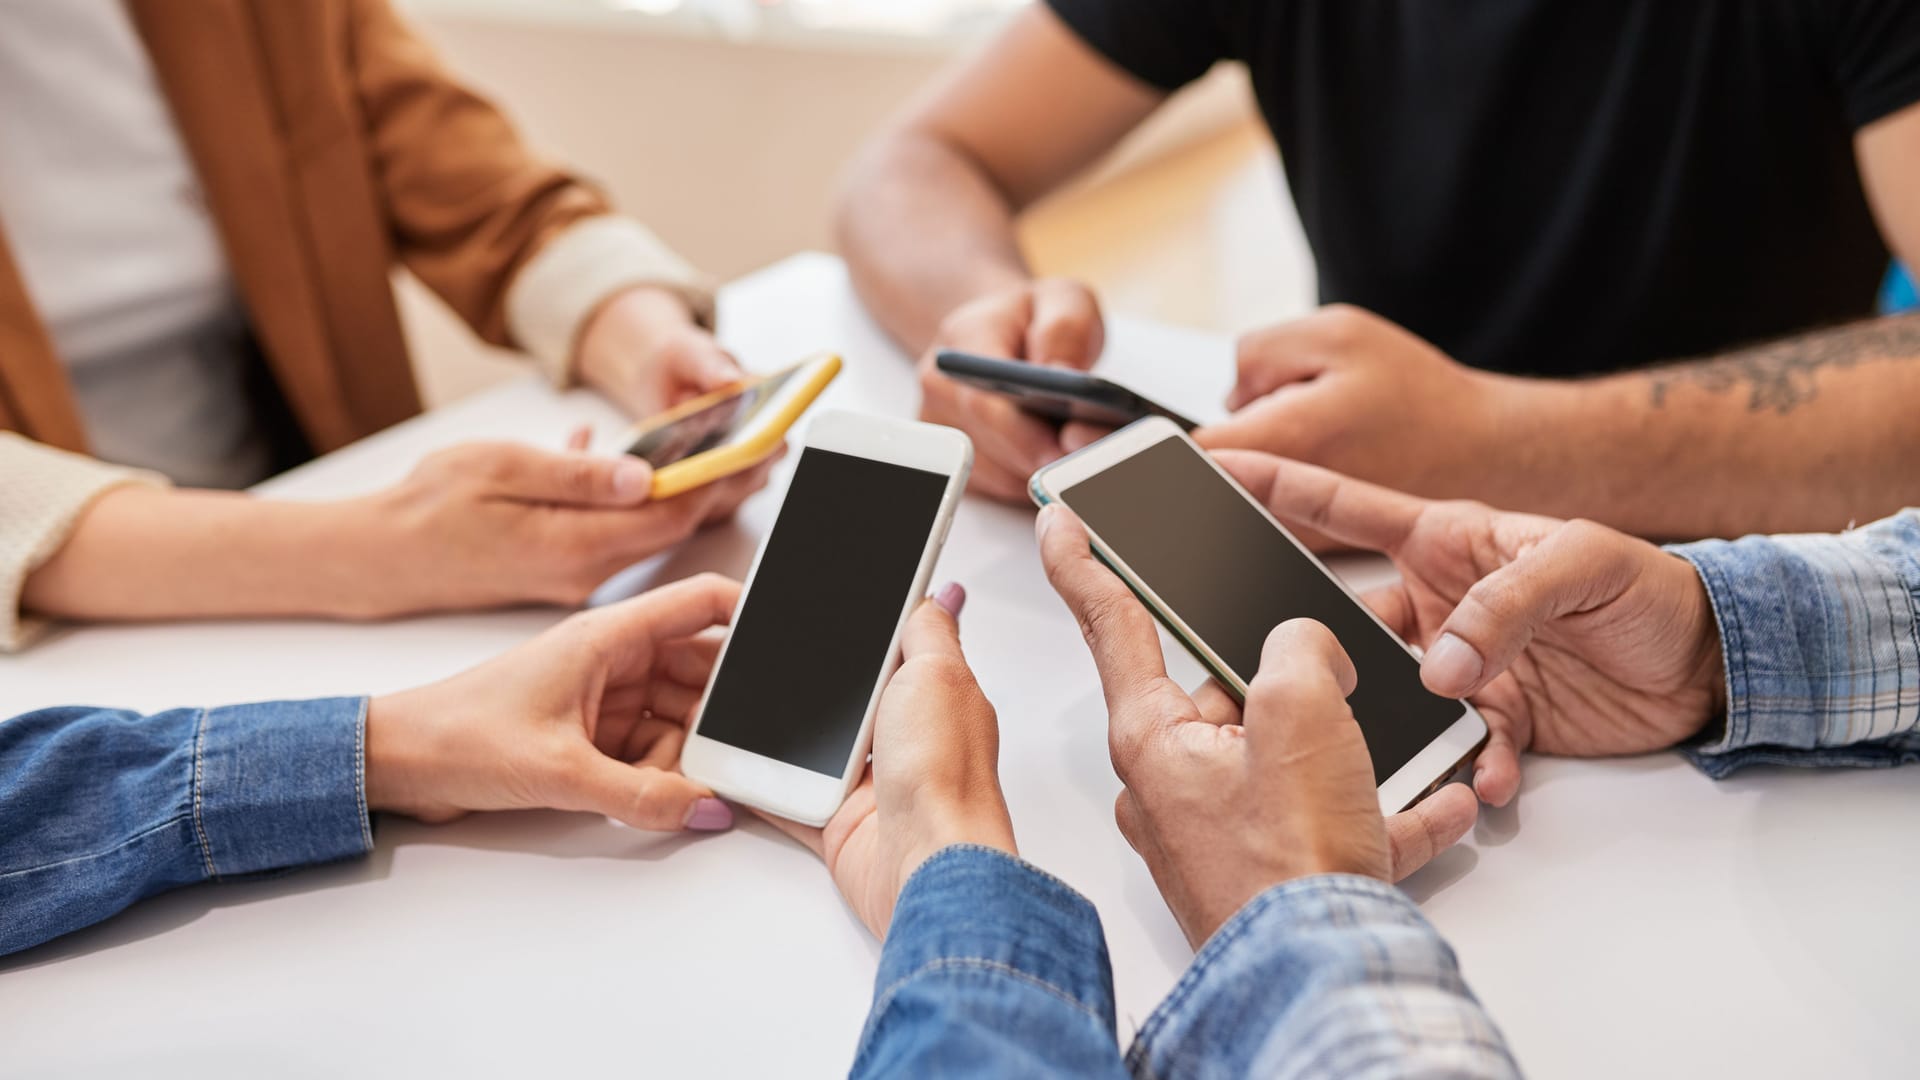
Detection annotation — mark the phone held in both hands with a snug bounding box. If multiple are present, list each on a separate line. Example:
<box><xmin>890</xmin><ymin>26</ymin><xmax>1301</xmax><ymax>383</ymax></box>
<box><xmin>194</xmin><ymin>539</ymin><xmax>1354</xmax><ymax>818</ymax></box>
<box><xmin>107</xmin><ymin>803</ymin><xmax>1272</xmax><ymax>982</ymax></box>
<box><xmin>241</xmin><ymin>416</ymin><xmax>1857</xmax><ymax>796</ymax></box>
<box><xmin>680</xmin><ymin>410</ymin><xmax>973</xmax><ymax>827</ymax></box>
<box><xmin>1029</xmin><ymin>417</ymin><xmax>1489</xmax><ymax>813</ymax></box>
<box><xmin>623</xmin><ymin>353</ymin><xmax>842</xmax><ymax>499</ymax></box>
<box><xmin>935</xmin><ymin>350</ymin><xmax>1199</xmax><ymax>431</ymax></box>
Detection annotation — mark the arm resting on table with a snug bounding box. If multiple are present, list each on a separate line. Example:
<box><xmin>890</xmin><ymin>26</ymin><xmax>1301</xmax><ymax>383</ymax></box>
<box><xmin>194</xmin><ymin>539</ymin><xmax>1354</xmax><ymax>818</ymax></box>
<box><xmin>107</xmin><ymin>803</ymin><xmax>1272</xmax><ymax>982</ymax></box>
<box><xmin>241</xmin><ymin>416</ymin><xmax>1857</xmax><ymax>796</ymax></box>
<box><xmin>0</xmin><ymin>433</ymin><xmax>166</xmax><ymax>652</ymax></box>
<box><xmin>0</xmin><ymin>698</ymin><xmax>372</xmax><ymax>956</ymax></box>
<box><xmin>1671</xmin><ymin>508</ymin><xmax>1920</xmax><ymax>776</ymax></box>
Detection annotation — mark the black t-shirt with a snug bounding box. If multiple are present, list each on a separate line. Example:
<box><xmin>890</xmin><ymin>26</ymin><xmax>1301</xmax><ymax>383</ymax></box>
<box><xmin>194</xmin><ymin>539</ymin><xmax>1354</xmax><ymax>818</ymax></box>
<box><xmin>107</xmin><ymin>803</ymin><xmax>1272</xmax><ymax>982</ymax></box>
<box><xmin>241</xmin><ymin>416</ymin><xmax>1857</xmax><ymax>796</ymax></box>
<box><xmin>1046</xmin><ymin>0</ymin><xmax>1920</xmax><ymax>376</ymax></box>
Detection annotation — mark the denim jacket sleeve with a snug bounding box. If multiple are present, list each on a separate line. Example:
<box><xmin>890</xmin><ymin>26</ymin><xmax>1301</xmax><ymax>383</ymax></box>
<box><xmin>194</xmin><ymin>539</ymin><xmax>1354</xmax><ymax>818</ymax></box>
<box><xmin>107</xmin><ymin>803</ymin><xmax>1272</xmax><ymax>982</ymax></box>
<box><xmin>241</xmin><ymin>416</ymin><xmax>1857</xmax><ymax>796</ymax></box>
<box><xmin>856</xmin><ymin>847</ymin><xmax>1517</xmax><ymax>1079</ymax></box>
<box><xmin>1669</xmin><ymin>509</ymin><xmax>1920</xmax><ymax>777</ymax></box>
<box><xmin>852</xmin><ymin>844</ymin><xmax>1129</xmax><ymax>1078</ymax></box>
<box><xmin>0</xmin><ymin>697</ymin><xmax>372</xmax><ymax>956</ymax></box>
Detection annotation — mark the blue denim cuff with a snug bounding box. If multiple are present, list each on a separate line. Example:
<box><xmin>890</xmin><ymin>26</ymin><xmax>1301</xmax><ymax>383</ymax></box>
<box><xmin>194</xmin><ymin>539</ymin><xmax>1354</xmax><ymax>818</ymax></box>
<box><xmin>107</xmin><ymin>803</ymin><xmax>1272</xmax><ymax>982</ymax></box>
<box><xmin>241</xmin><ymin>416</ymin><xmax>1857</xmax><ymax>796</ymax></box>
<box><xmin>1672</xmin><ymin>521</ymin><xmax>1920</xmax><ymax>778</ymax></box>
<box><xmin>193</xmin><ymin>697</ymin><xmax>373</xmax><ymax>878</ymax></box>
<box><xmin>874</xmin><ymin>844</ymin><xmax>1116</xmax><ymax>1035</ymax></box>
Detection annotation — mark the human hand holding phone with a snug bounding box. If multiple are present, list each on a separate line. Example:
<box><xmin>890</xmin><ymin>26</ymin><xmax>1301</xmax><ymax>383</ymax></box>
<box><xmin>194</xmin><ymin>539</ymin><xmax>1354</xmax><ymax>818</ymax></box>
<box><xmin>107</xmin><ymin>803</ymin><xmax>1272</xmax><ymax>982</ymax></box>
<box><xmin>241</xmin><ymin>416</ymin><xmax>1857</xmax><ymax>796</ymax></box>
<box><xmin>575</xmin><ymin>285</ymin><xmax>743</xmax><ymax>418</ymax></box>
<box><xmin>359</xmin><ymin>441</ymin><xmax>774</xmax><ymax>613</ymax></box>
<box><xmin>364</xmin><ymin>574</ymin><xmax>742</xmax><ymax>831</ymax></box>
<box><xmin>917</xmin><ymin>279</ymin><xmax>1105</xmax><ymax>502</ymax></box>
<box><xmin>1036</xmin><ymin>504</ymin><xmax>1479</xmax><ymax>917</ymax></box>
<box><xmin>1214</xmin><ymin>451</ymin><xmax>1726</xmax><ymax>807</ymax></box>
<box><xmin>763</xmin><ymin>587</ymin><xmax>1017</xmax><ymax>939</ymax></box>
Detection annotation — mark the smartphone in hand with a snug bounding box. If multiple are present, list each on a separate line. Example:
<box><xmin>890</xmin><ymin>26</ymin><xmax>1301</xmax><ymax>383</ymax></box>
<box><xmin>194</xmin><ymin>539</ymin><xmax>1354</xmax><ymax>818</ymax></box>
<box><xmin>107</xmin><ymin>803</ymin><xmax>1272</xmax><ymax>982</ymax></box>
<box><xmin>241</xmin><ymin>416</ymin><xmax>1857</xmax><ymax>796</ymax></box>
<box><xmin>936</xmin><ymin>350</ymin><xmax>1197</xmax><ymax>431</ymax></box>
<box><xmin>1031</xmin><ymin>417</ymin><xmax>1487</xmax><ymax>812</ymax></box>
<box><xmin>623</xmin><ymin>353</ymin><xmax>840</xmax><ymax>498</ymax></box>
<box><xmin>680</xmin><ymin>410</ymin><xmax>972</xmax><ymax>826</ymax></box>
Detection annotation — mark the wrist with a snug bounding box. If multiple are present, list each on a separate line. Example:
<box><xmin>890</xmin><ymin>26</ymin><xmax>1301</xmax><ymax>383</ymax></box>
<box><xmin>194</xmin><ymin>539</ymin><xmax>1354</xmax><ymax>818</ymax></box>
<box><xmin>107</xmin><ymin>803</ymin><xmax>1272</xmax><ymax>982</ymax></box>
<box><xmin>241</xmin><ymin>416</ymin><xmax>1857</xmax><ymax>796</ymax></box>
<box><xmin>324</xmin><ymin>493</ymin><xmax>437</xmax><ymax>620</ymax></box>
<box><xmin>365</xmin><ymin>686</ymin><xmax>461</xmax><ymax>823</ymax></box>
<box><xmin>897</xmin><ymin>797</ymin><xmax>1017</xmax><ymax>882</ymax></box>
<box><xmin>1675</xmin><ymin>557</ymin><xmax>1730</xmax><ymax>734</ymax></box>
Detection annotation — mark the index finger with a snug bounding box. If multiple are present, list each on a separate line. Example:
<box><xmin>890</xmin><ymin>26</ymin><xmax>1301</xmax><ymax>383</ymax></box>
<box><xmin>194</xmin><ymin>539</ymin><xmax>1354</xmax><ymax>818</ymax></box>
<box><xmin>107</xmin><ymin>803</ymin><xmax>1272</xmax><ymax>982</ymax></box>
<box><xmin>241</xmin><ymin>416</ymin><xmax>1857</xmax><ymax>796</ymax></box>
<box><xmin>587</xmin><ymin>573</ymin><xmax>742</xmax><ymax>673</ymax></box>
<box><xmin>1035</xmin><ymin>505</ymin><xmax>1169</xmax><ymax>700</ymax></box>
<box><xmin>961</xmin><ymin>387</ymin><xmax>1066</xmax><ymax>476</ymax></box>
<box><xmin>1211</xmin><ymin>450</ymin><xmax>1426</xmax><ymax>555</ymax></box>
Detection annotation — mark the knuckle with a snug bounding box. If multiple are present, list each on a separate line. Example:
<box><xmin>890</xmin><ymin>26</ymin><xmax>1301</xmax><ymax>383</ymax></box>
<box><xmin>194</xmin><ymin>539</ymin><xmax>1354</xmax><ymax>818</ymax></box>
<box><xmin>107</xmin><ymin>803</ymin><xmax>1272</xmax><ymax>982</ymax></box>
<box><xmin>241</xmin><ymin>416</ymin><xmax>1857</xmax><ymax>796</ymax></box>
<box><xmin>1073</xmin><ymin>591</ymin><xmax>1132</xmax><ymax>652</ymax></box>
<box><xmin>1107</xmin><ymin>724</ymin><xmax>1148</xmax><ymax>777</ymax></box>
<box><xmin>1559</xmin><ymin>517</ymin><xmax>1613</xmax><ymax>550</ymax></box>
<box><xmin>1315</xmin><ymin>303</ymin><xmax>1372</xmax><ymax>347</ymax></box>
<box><xmin>910</xmin><ymin>653</ymin><xmax>978</xmax><ymax>695</ymax></box>
<box><xmin>559</xmin><ymin>456</ymin><xmax>601</xmax><ymax>496</ymax></box>
<box><xmin>1463</xmin><ymin>568</ymin><xmax>1521</xmax><ymax>616</ymax></box>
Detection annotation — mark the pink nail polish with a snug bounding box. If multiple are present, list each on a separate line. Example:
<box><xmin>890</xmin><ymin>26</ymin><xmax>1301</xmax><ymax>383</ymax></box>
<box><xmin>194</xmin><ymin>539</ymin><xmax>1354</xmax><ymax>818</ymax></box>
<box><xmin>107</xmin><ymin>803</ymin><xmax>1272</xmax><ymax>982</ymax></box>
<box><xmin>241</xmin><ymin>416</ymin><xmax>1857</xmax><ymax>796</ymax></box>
<box><xmin>933</xmin><ymin>581</ymin><xmax>967</xmax><ymax>617</ymax></box>
<box><xmin>683</xmin><ymin>797</ymin><xmax>733</xmax><ymax>832</ymax></box>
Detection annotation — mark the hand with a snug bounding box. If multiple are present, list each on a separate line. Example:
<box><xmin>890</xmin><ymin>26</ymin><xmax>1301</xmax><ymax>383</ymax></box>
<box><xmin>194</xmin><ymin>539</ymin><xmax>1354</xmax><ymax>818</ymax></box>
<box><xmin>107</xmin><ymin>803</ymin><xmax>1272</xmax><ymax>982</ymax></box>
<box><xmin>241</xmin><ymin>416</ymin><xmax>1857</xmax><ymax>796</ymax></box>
<box><xmin>1036</xmin><ymin>505</ymin><xmax>1477</xmax><ymax>943</ymax></box>
<box><xmin>765</xmin><ymin>585</ymin><xmax>1017</xmax><ymax>938</ymax></box>
<box><xmin>354</xmin><ymin>441</ymin><xmax>774</xmax><ymax>617</ymax></box>
<box><xmin>1195</xmin><ymin>306</ymin><xmax>1529</xmax><ymax>510</ymax></box>
<box><xmin>1217</xmin><ymin>451</ymin><xmax>1727</xmax><ymax>806</ymax></box>
<box><xmin>365</xmin><ymin>574</ymin><xmax>741</xmax><ymax>831</ymax></box>
<box><xmin>917</xmin><ymin>279</ymin><xmax>1105</xmax><ymax>501</ymax></box>
<box><xmin>575</xmin><ymin>285</ymin><xmax>743</xmax><ymax>418</ymax></box>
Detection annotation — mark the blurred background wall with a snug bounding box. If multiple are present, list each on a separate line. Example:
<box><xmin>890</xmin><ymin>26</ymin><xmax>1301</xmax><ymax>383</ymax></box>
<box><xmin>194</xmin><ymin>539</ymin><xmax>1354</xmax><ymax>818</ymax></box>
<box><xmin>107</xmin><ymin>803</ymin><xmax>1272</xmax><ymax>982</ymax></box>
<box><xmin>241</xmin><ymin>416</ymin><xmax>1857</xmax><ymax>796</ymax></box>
<box><xmin>392</xmin><ymin>0</ymin><xmax>1317</xmax><ymax>404</ymax></box>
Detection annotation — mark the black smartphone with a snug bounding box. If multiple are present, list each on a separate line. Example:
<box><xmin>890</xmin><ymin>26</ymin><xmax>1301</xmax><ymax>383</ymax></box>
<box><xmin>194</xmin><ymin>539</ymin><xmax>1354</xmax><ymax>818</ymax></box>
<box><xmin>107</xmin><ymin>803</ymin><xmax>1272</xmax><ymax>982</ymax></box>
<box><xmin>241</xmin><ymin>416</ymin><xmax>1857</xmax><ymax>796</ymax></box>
<box><xmin>935</xmin><ymin>350</ymin><xmax>1198</xmax><ymax>431</ymax></box>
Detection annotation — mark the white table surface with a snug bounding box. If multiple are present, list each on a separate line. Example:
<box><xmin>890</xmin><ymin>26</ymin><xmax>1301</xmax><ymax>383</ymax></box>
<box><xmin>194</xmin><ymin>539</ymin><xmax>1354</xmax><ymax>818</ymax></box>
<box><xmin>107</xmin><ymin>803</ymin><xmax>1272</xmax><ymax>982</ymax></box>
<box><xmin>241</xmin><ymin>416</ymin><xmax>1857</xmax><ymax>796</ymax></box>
<box><xmin>2</xmin><ymin>253</ymin><xmax>1915</xmax><ymax>1078</ymax></box>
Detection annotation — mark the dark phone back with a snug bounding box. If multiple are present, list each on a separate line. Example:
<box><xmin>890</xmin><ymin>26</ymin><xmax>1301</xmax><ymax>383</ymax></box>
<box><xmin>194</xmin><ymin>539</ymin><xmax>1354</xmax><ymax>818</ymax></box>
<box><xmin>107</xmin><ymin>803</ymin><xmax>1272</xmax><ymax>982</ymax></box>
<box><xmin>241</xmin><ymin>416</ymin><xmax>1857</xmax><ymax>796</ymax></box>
<box><xmin>935</xmin><ymin>351</ymin><xmax>1196</xmax><ymax>430</ymax></box>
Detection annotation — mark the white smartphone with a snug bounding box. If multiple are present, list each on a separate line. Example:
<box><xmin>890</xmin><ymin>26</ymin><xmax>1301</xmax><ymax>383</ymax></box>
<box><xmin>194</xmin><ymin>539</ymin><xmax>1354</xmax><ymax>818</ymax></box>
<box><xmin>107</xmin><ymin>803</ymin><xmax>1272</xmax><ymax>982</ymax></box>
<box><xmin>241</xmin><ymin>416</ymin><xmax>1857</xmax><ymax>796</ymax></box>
<box><xmin>680</xmin><ymin>410</ymin><xmax>973</xmax><ymax>826</ymax></box>
<box><xmin>1030</xmin><ymin>417</ymin><xmax>1488</xmax><ymax>813</ymax></box>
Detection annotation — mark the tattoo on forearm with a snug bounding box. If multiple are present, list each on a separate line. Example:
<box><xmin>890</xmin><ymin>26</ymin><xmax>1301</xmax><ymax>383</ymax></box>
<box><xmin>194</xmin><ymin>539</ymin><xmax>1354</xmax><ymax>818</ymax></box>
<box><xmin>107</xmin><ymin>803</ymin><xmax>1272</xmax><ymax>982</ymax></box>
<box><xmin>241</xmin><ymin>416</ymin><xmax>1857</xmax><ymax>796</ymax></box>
<box><xmin>1646</xmin><ymin>314</ymin><xmax>1920</xmax><ymax>413</ymax></box>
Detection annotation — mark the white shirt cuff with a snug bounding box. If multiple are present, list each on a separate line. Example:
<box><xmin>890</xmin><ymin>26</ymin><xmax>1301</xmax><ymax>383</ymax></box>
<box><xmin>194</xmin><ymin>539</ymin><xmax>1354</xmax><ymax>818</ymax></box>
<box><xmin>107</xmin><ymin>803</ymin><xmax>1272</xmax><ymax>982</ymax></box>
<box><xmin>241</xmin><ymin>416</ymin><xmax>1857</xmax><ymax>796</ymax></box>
<box><xmin>504</xmin><ymin>216</ymin><xmax>717</xmax><ymax>387</ymax></box>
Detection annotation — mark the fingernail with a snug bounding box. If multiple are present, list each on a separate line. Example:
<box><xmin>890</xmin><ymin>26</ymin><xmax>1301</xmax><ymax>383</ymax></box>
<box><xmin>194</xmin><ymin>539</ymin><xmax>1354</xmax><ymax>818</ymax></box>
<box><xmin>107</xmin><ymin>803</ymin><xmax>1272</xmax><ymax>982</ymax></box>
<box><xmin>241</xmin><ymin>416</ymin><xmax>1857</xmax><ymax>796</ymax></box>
<box><xmin>1423</xmin><ymin>632</ymin><xmax>1484</xmax><ymax>695</ymax></box>
<box><xmin>614</xmin><ymin>458</ymin><xmax>653</xmax><ymax>501</ymax></box>
<box><xmin>683</xmin><ymin>797</ymin><xmax>733</xmax><ymax>832</ymax></box>
<box><xmin>932</xmin><ymin>581</ymin><xmax>967</xmax><ymax>618</ymax></box>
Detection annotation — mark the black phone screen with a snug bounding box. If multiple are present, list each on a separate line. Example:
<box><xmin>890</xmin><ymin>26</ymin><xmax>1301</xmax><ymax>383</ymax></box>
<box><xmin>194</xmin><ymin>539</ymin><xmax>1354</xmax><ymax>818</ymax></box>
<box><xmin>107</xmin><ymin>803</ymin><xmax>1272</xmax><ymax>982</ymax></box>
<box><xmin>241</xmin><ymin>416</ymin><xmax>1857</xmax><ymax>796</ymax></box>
<box><xmin>626</xmin><ymin>365</ymin><xmax>802</xmax><ymax>468</ymax></box>
<box><xmin>696</xmin><ymin>447</ymin><xmax>950</xmax><ymax>776</ymax></box>
<box><xmin>1058</xmin><ymin>436</ymin><xmax>1466</xmax><ymax>784</ymax></box>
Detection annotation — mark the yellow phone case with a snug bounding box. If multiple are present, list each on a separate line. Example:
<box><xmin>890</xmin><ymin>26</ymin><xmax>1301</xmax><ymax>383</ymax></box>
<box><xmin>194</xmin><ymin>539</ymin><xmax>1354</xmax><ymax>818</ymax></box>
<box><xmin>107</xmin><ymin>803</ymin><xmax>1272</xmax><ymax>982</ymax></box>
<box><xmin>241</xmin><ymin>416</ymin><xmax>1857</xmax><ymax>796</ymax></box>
<box><xmin>637</xmin><ymin>353</ymin><xmax>842</xmax><ymax>499</ymax></box>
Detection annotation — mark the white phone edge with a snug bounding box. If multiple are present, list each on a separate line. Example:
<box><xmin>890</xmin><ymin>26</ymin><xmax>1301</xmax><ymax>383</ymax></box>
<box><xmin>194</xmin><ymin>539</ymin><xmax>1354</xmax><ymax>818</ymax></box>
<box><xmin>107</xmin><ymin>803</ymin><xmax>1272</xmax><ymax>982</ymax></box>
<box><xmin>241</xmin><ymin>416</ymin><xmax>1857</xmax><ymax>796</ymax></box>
<box><xmin>1029</xmin><ymin>416</ymin><xmax>1488</xmax><ymax>815</ymax></box>
<box><xmin>680</xmin><ymin>409</ymin><xmax>974</xmax><ymax>828</ymax></box>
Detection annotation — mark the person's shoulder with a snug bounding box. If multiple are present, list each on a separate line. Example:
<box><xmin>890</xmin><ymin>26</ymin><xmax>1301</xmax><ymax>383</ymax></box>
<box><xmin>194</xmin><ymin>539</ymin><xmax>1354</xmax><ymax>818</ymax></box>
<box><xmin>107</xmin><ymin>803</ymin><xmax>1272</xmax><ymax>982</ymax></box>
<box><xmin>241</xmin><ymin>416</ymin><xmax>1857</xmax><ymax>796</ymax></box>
<box><xmin>1041</xmin><ymin>0</ymin><xmax>1258</xmax><ymax>91</ymax></box>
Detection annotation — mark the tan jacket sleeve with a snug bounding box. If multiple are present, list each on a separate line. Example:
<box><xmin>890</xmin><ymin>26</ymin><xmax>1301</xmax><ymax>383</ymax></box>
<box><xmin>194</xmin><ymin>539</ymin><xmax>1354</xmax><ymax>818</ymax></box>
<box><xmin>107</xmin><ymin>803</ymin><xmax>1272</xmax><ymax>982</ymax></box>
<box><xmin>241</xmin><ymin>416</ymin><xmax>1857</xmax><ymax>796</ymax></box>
<box><xmin>347</xmin><ymin>0</ymin><xmax>715</xmax><ymax>387</ymax></box>
<box><xmin>0</xmin><ymin>434</ymin><xmax>168</xmax><ymax>652</ymax></box>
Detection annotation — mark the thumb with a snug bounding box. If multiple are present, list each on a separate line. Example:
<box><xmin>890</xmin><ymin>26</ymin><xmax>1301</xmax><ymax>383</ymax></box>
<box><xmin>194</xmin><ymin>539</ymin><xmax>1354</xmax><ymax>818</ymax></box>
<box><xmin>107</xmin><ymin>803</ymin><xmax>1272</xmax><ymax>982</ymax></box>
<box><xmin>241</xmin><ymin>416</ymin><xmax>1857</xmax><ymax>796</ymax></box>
<box><xmin>562</xmin><ymin>752</ymin><xmax>733</xmax><ymax>832</ymax></box>
<box><xmin>1025</xmin><ymin>281</ymin><xmax>1104</xmax><ymax>370</ymax></box>
<box><xmin>1190</xmin><ymin>384</ymin><xmax>1329</xmax><ymax>453</ymax></box>
<box><xmin>1421</xmin><ymin>520</ymin><xmax>1638</xmax><ymax>699</ymax></box>
<box><xmin>1229</xmin><ymin>329</ymin><xmax>1328</xmax><ymax>410</ymax></box>
<box><xmin>480</xmin><ymin>444</ymin><xmax>654</xmax><ymax>507</ymax></box>
<box><xmin>901</xmin><ymin>583</ymin><xmax>968</xmax><ymax>661</ymax></box>
<box><xmin>672</xmin><ymin>337</ymin><xmax>745</xmax><ymax>394</ymax></box>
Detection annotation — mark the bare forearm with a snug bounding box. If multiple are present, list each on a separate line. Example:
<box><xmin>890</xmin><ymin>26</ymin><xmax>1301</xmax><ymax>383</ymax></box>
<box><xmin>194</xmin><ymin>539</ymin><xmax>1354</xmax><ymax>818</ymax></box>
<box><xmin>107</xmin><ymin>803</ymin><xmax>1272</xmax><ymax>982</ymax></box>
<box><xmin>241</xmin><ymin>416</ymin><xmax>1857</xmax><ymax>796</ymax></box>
<box><xmin>836</xmin><ymin>131</ymin><xmax>1032</xmax><ymax>352</ymax></box>
<box><xmin>22</xmin><ymin>487</ymin><xmax>395</xmax><ymax>623</ymax></box>
<box><xmin>1503</xmin><ymin>314</ymin><xmax>1920</xmax><ymax>538</ymax></box>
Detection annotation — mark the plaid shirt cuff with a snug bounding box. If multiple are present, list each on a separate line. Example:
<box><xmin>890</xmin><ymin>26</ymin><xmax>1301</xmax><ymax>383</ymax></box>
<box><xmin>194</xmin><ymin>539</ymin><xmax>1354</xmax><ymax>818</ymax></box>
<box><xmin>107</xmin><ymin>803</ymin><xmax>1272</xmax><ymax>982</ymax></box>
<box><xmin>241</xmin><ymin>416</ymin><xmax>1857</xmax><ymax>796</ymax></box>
<box><xmin>1129</xmin><ymin>875</ymin><xmax>1519</xmax><ymax>1079</ymax></box>
<box><xmin>1670</xmin><ymin>510</ymin><xmax>1920</xmax><ymax>778</ymax></box>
